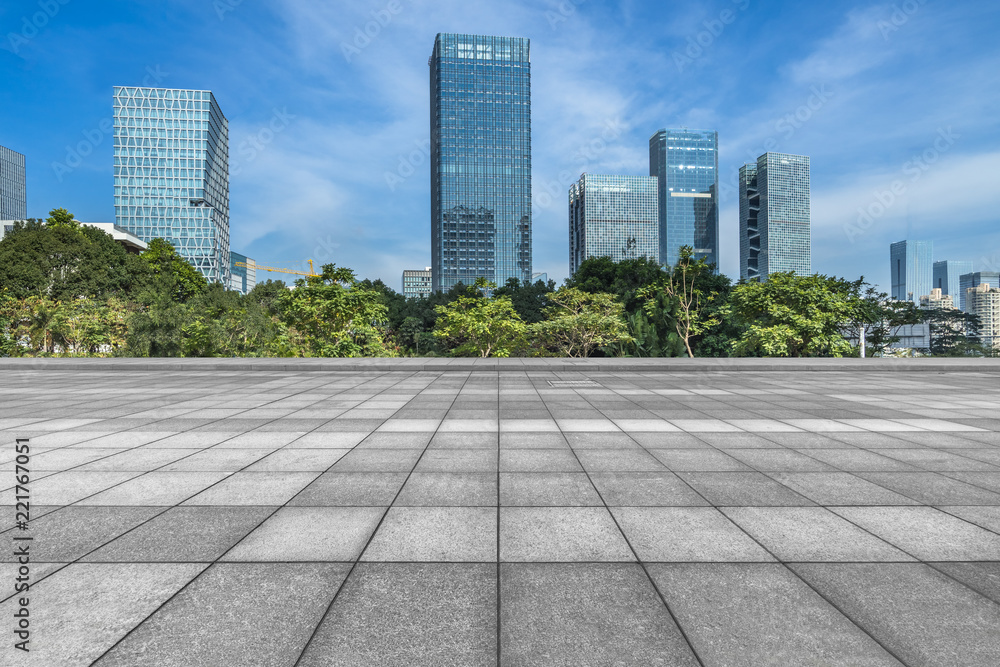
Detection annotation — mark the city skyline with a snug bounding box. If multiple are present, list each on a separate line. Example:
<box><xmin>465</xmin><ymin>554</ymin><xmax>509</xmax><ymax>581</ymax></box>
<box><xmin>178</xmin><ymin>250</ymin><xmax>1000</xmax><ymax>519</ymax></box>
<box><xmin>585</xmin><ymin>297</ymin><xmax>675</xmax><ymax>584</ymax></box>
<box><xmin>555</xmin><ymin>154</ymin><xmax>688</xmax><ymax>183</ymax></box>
<box><xmin>1</xmin><ymin>0</ymin><xmax>998</xmax><ymax>293</ymax></box>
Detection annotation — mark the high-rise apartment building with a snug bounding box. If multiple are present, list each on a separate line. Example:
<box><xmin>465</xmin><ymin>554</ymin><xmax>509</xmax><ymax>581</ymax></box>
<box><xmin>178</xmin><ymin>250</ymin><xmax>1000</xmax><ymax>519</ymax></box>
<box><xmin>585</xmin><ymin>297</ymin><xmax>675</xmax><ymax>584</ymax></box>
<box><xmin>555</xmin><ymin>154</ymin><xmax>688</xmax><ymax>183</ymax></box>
<box><xmin>739</xmin><ymin>153</ymin><xmax>811</xmax><ymax>281</ymax></box>
<box><xmin>966</xmin><ymin>283</ymin><xmax>1000</xmax><ymax>350</ymax></box>
<box><xmin>890</xmin><ymin>240</ymin><xmax>933</xmax><ymax>304</ymax></box>
<box><xmin>649</xmin><ymin>129</ymin><xmax>718</xmax><ymax>268</ymax></box>
<box><xmin>933</xmin><ymin>260</ymin><xmax>973</xmax><ymax>309</ymax></box>
<box><xmin>402</xmin><ymin>268</ymin><xmax>433</xmax><ymax>298</ymax></box>
<box><xmin>959</xmin><ymin>271</ymin><xmax>1000</xmax><ymax>312</ymax></box>
<box><xmin>114</xmin><ymin>87</ymin><xmax>230</xmax><ymax>283</ymax></box>
<box><xmin>429</xmin><ymin>33</ymin><xmax>531</xmax><ymax>292</ymax></box>
<box><xmin>0</xmin><ymin>145</ymin><xmax>27</xmax><ymax>221</ymax></box>
<box><xmin>568</xmin><ymin>174</ymin><xmax>659</xmax><ymax>275</ymax></box>
<box><xmin>920</xmin><ymin>288</ymin><xmax>954</xmax><ymax>310</ymax></box>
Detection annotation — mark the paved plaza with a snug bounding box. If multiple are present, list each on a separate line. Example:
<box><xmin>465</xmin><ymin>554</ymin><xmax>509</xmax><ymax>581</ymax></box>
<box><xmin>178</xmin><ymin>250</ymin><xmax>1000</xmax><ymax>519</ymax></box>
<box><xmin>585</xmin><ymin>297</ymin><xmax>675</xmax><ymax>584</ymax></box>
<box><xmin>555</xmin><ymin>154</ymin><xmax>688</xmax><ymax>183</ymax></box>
<box><xmin>2</xmin><ymin>360</ymin><xmax>1000</xmax><ymax>666</ymax></box>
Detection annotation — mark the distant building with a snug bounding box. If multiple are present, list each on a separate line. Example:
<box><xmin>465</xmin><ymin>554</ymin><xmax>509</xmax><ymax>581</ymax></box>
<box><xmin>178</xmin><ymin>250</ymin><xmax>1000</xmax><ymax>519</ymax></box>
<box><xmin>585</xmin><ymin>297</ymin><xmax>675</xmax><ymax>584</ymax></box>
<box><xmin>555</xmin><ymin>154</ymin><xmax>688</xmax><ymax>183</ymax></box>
<box><xmin>739</xmin><ymin>153</ymin><xmax>811</xmax><ymax>281</ymax></box>
<box><xmin>430</xmin><ymin>33</ymin><xmax>532</xmax><ymax>292</ymax></box>
<box><xmin>568</xmin><ymin>173</ymin><xmax>659</xmax><ymax>275</ymax></box>
<box><xmin>0</xmin><ymin>145</ymin><xmax>27</xmax><ymax>221</ymax></box>
<box><xmin>229</xmin><ymin>251</ymin><xmax>256</xmax><ymax>295</ymax></box>
<box><xmin>649</xmin><ymin>129</ymin><xmax>719</xmax><ymax>268</ymax></box>
<box><xmin>919</xmin><ymin>288</ymin><xmax>954</xmax><ymax>310</ymax></box>
<box><xmin>402</xmin><ymin>267</ymin><xmax>433</xmax><ymax>298</ymax></box>
<box><xmin>959</xmin><ymin>272</ymin><xmax>1000</xmax><ymax>312</ymax></box>
<box><xmin>1</xmin><ymin>220</ymin><xmax>146</xmax><ymax>254</ymax></box>
<box><xmin>114</xmin><ymin>87</ymin><xmax>230</xmax><ymax>283</ymax></box>
<box><xmin>933</xmin><ymin>260</ymin><xmax>973</xmax><ymax>309</ymax></box>
<box><xmin>890</xmin><ymin>240</ymin><xmax>933</xmax><ymax>304</ymax></box>
<box><xmin>531</xmin><ymin>272</ymin><xmax>548</xmax><ymax>285</ymax></box>
<box><xmin>966</xmin><ymin>283</ymin><xmax>1000</xmax><ymax>350</ymax></box>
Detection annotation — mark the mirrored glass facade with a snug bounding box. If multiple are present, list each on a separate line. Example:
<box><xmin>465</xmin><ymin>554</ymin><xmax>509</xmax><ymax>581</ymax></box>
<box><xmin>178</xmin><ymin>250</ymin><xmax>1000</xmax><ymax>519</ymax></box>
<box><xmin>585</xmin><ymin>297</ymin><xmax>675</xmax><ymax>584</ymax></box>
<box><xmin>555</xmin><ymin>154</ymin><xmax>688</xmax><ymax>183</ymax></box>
<box><xmin>933</xmin><ymin>259</ymin><xmax>973</xmax><ymax>309</ymax></box>
<box><xmin>114</xmin><ymin>87</ymin><xmax>230</xmax><ymax>283</ymax></box>
<box><xmin>430</xmin><ymin>33</ymin><xmax>531</xmax><ymax>292</ymax></box>
<box><xmin>959</xmin><ymin>271</ymin><xmax>1000</xmax><ymax>312</ymax></box>
<box><xmin>0</xmin><ymin>145</ymin><xmax>27</xmax><ymax>221</ymax></box>
<box><xmin>740</xmin><ymin>152</ymin><xmax>811</xmax><ymax>280</ymax></box>
<box><xmin>569</xmin><ymin>174</ymin><xmax>659</xmax><ymax>275</ymax></box>
<box><xmin>649</xmin><ymin>129</ymin><xmax>718</xmax><ymax>268</ymax></box>
<box><xmin>890</xmin><ymin>240</ymin><xmax>933</xmax><ymax>304</ymax></box>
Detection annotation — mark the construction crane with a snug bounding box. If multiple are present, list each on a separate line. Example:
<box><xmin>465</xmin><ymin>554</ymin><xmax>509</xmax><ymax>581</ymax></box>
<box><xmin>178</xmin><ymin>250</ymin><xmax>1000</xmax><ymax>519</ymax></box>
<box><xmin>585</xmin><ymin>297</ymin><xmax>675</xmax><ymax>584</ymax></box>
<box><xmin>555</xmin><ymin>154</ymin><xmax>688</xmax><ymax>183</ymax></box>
<box><xmin>234</xmin><ymin>259</ymin><xmax>320</xmax><ymax>278</ymax></box>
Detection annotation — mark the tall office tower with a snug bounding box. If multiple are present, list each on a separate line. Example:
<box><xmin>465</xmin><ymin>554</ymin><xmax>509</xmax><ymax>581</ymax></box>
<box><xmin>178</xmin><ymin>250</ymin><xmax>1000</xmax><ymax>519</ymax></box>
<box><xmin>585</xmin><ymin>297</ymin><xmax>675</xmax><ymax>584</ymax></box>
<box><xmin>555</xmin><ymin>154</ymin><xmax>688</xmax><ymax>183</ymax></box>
<box><xmin>0</xmin><ymin>145</ymin><xmax>27</xmax><ymax>221</ymax></box>
<box><xmin>933</xmin><ymin>260</ymin><xmax>973</xmax><ymax>308</ymax></box>
<box><xmin>966</xmin><ymin>283</ymin><xmax>1000</xmax><ymax>350</ymax></box>
<box><xmin>430</xmin><ymin>33</ymin><xmax>531</xmax><ymax>292</ymax></box>
<box><xmin>114</xmin><ymin>87</ymin><xmax>230</xmax><ymax>283</ymax></box>
<box><xmin>649</xmin><ymin>129</ymin><xmax>718</xmax><ymax>269</ymax></box>
<box><xmin>402</xmin><ymin>268</ymin><xmax>433</xmax><ymax>299</ymax></box>
<box><xmin>889</xmin><ymin>240</ymin><xmax>933</xmax><ymax>303</ymax></box>
<box><xmin>739</xmin><ymin>153</ymin><xmax>811</xmax><ymax>281</ymax></box>
<box><xmin>568</xmin><ymin>174</ymin><xmax>659</xmax><ymax>275</ymax></box>
<box><xmin>959</xmin><ymin>271</ymin><xmax>1000</xmax><ymax>312</ymax></box>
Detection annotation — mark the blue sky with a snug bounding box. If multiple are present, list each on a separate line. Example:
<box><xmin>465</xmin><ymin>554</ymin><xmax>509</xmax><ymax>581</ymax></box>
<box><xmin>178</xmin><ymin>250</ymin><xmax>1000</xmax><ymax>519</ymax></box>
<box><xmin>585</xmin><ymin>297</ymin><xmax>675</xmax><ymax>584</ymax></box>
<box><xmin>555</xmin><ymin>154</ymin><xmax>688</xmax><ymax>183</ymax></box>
<box><xmin>2</xmin><ymin>0</ymin><xmax>998</xmax><ymax>292</ymax></box>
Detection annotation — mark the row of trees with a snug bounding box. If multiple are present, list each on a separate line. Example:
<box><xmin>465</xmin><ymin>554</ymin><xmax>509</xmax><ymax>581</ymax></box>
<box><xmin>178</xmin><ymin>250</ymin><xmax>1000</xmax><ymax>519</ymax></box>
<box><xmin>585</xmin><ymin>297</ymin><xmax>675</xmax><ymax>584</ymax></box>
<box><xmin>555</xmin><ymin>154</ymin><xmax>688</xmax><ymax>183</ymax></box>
<box><xmin>0</xmin><ymin>209</ymin><xmax>991</xmax><ymax>358</ymax></box>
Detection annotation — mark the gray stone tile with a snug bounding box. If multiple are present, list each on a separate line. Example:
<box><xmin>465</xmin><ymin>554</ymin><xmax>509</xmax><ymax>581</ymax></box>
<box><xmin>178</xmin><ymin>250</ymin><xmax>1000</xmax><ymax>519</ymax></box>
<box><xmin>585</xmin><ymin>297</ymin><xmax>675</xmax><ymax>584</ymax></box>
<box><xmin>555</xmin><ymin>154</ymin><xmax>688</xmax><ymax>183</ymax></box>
<box><xmin>679</xmin><ymin>472</ymin><xmax>816</xmax><ymax>506</ymax></box>
<box><xmin>590</xmin><ymin>472</ymin><xmax>709</xmax><ymax>506</ymax></box>
<box><xmin>723</xmin><ymin>448</ymin><xmax>837</xmax><ymax>472</ymax></box>
<box><xmin>575</xmin><ymin>448</ymin><xmax>665</xmax><ymax>472</ymax></box>
<box><xmin>330</xmin><ymin>448</ymin><xmax>423</xmax><ymax>472</ymax></box>
<box><xmin>649</xmin><ymin>563</ymin><xmax>903</xmax><ymax>667</ymax></box>
<box><xmin>4</xmin><ymin>506</ymin><xmax>162</xmax><ymax>562</ymax></box>
<box><xmin>942</xmin><ymin>472</ymin><xmax>1000</xmax><ymax>494</ymax></box>
<box><xmin>804</xmin><ymin>449</ymin><xmax>922</xmax><ymax>471</ymax></box>
<box><xmin>290</xmin><ymin>472</ymin><xmax>408</xmax><ymax>506</ymax></box>
<box><xmin>84</xmin><ymin>507</ymin><xmax>275</xmax><ymax>562</ymax></box>
<box><xmin>362</xmin><ymin>507</ymin><xmax>497</xmax><ymax>562</ymax></box>
<box><xmin>500</xmin><ymin>507</ymin><xmax>634</xmax><ymax>562</ymax></box>
<box><xmin>0</xmin><ymin>470</ymin><xmax>143</xmax><ymax>505</ymax></box>
<box><xmin>499</xmin><ymin>449</ymin><xmax>582</xmax><ymax>472</ymax></box>
<box><xmin>223</xmin><ymin>507</ymin><xmax>384</xmax><ymax>561</ymax></box>
<box><xmin>396</xmin><ymin>473</ymin><xmax>498</xmax><ymax>506</ymax></box>
<box><xmin>0</xmin><ymin>563</ymin><xmax>205</xmax><ymax>667</ymax></box>
<box><xmin>415</xmin><ymin>449</ymin><xmax>498</xmax><ymax>472</ymax></box>
<box><xmin>183</xmin><ymin>472</ymin><xmax>320</xmax><ymax>506</ymax></box>
<box><xmin>832</xmin><ymin>506</ymin><xmax>1000</xmax><ymax>560</ymax></box>
<box><xmin>356</xmin><ymin>431</ymin><xmax>433</xmax><ymax>449</ymax></box>
<box><xmin>94</xmin><ymin>563</ymin><xmax>350</xmax><ymax>667</ymax></box>
<box><xmin>78</xmin><ymin>471</ymin><xmax>230</xmax><ymax>506</ymax></box>
<box><xmin>792</xmin><ymin>563</ymin><xmax>1000</xmax><ymax>667</ymax></box>
<box><xmin>299</xmin><ymin>563</ymin><xmax>496</xmax><ymax>667</ymax></box>
<box><xmin>879</xmin><ymin>449</ymin><xmax>1000</xmax><ymax>472</ymax></box>
<box><xmin>499</xmin><ymin>472</ymin><xmax>601</xmax><ymax>506</ymax></box>
<box><xmin>500</xmin><ymin>563</ymin><xmax>700</xmax><ymax>667</ymax></box>
<box><xmin>629</xmin><ymin>432</ymin><xmax>708</xmax><ymax>448</ymax></box>
<box><xmin>651</xmin><ymin>449</ymin><xmax>753</xmax><ymax>472</ymax></box>
<box><xmin>856</xmin><ymin>472</ymin><xmax>1000</xmax><ymax>505</ymax></box>
<box><xmin>937</xmin><ymin>505</ymin><xmax>1000</xmax><ymax>533</ymax></box>
<box><xmin>243</xmin><ymin>448</ymin><xmax>350</xmax><ymax>472</ymax></box>
<box><xmin>159</xmin><ymin>448</ymin><xmax>273</xmax><ymax>471</ymax></box>
<box><xmin>929</xmin><ymin>561</ymin><xmax>1000</xmax><ymax>604</ymax></box>
<box><xmin>75</xmin><ymin>448</ymin><xmax>192</xmax><ymax>471</ymax></box>
<box><xmin>613</xmin><ymin>507</ymin><xmax>774</xmax><ymax>562</ymax></box>
<box><xmin>766</xmin><ymin>472</ymin><xmax>921</xmax><ymax>505</ymax></box>
<box><xmin>431</xmin><ymin>432</ymin><xmax>500</xmax><ymax>449</ymax></box>
<box><xmin>722</xmin><ymin>507</ymin><xmax>914</xmax><ymax>562</ymax></box>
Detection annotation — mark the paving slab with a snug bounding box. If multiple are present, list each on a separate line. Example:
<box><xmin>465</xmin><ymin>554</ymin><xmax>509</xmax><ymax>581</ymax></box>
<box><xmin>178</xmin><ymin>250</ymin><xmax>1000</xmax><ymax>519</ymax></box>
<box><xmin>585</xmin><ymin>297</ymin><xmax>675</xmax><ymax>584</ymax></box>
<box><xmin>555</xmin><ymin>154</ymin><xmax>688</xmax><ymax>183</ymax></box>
<box><xmin>223</xmin><ymin>507</ymin><xmax>384</xmax><ymax>561</ymax></box>
<box><xmin>499</xmin><ymin>472</ymin><xmax>602</xmax><ymax>506</ymax></box>
<box><xmin>831</xmin><ymin>506</ymin><xmax>1000</xmax><ymax>560</ymax></box>
<box><xmin>500</xmin><ymin>507</ymin><xmax>634</xmax><ymax>562</ymax></box>
<box><xmin>2</xmin><ymin>506</ymin><xmax>163</xmax><ymax>562</ymax></box>
<box><xmin>612</xmin><ymin>507</ymin><xmax>775</xmax><ymax>562</ymax></box>
<box><xmin>362</xmin><ymin>507</ymin><xmax>497</xmax><ymax>562</ymax></box>
<box><xmin>678</xmin><ymin>472</ymin><xmax>816</xmax><ymax>506</ymax></box>
<box><xmin>397</xmin><ymin>472</ymin><xmax>498</xmax><ymax>506</ymax></box>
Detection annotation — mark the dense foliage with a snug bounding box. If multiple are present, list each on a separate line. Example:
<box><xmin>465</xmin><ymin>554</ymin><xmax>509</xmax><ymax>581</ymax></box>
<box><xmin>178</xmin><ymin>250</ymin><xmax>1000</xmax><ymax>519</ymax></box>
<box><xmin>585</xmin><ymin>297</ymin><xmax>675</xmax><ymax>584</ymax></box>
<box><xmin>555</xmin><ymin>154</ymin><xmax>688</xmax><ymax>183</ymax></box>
<box><xmin>0</xmin><ymin>215</ymin><xmax>991</xmax><ymax>358</ymax></box>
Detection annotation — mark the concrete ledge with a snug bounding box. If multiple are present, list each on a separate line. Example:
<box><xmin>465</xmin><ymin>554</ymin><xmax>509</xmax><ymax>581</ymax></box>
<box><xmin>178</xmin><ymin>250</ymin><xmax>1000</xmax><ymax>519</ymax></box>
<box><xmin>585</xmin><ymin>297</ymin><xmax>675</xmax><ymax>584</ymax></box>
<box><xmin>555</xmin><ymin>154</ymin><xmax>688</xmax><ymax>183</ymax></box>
<box><xmin>1</xmin><ymin>357</ymin><xmax>999</xmax><ymax>372</ymax></box>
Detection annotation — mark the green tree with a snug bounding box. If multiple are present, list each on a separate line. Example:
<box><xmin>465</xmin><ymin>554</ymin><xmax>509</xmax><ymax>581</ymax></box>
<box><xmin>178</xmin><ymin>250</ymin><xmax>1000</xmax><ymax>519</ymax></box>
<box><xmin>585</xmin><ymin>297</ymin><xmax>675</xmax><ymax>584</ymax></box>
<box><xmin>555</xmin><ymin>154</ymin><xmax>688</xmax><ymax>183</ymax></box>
<box><xmin>276</xmin><ymin>264</ymin><xmax>395</xmax><ymax>357</ymax></box>
<box><xmin>137</xmin><ymin>238</ymin><xmax>207</xmax><ymax>303</ymax></box>
<box><xmin>729</xmin><ymin>273</ymin><xmax>858</xmax><ymax>357</ymax></box>
<box><xmin>925</xmin><ymin>307</ymin><xmax>984</xmax><ymax>356</ymax></box>
<box><xmin>494</xmin><ymin>277</ymin><xmax>556</xmax><ymax>324</ymax></box>
<box><xmin>841</xmin><ymin>282</ymin><xmax>921</xmax><ymax>357</ymax></box>
<box><xmin>529</xmin><ymin>287</ymin><xmax>632</xmax><ymax>357</ymax></box>
<box><xmin>566</xmin><ymin>256</ymin><xmax>665</xmax><ymax>312</ymax></box>
<box><xmin>433</xmin><ymin>278</ymin><xmax>526</xmax><ymax>357</ymax></box>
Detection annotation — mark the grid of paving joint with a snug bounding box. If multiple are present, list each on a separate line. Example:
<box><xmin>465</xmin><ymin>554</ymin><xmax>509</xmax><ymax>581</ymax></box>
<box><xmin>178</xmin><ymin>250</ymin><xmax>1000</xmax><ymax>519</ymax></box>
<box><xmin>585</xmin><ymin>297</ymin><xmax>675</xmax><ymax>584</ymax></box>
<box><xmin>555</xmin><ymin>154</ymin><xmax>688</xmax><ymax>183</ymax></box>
<box><xmin>3</xmin><ymin>365</ymin><xmax>1000</xmax><ymax>666</ymax></box>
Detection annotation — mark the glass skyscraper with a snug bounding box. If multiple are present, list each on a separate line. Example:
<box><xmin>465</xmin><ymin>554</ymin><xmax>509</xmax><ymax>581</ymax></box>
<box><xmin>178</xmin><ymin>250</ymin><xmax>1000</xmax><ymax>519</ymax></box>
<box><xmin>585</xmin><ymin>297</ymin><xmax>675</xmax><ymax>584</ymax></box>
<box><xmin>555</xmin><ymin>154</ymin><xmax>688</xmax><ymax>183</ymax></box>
<box><xmin>890</xmin><ymin>240</ymin><xmax>933</xmax><ymax>303</ymax></box>
<box><xmin>0</xmin><ymin>145</ymin><xmax>27</xmax><ymax>221</ymax></box>
<box><xmin>430</xmin><ymin>33</ymin><xmax>531</xmax><ymax>292</ymax></box>
<box><xmin>649</xmin><ymin>129</ymin><xmax>718</xmax><ymax>269</ymax></box>
<box><xmin>959</xmin><ymin>271</ymin><xmax>1000</xmax><ymax>312</ymax></box>
<box><xmin>568</xmin><ymin>174</ymin><xmax>659</xmax><ymax>275</ymax></box>
<box><xmin>114</xmin><ymin>87</ymin><xmax>230</xmax><ymax>283</ymax></box>
<box><xmin>933</xmin><ymin>260</ymin><xmax>973</xmax><ymax>308</ymax></box>
<box><xmin>739</xmin><ymin>152</ymin><xmax>811</xmax><ymax>281</ymax></box>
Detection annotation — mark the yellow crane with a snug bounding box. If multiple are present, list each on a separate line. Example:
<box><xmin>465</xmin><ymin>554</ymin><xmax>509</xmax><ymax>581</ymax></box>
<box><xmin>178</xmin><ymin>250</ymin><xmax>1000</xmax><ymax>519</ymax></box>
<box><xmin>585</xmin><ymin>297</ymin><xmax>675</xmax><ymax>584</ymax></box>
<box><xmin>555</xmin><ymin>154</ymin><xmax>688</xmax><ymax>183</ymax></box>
<box><xmin>234</xmin><ymin>259</ymin><xmax>320</xmax><ymax>278</ymax></box>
